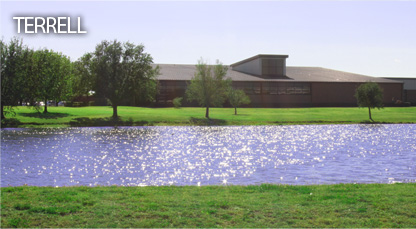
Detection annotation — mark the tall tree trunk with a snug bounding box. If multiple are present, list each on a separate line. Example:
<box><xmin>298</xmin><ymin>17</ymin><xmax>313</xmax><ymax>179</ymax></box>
<box><xmin>368</xmin><ymin>106</ymin><xmax>373</xmax><ymax>122</ymax></box>
<box><xmin>113</xmin><ymin>105</ymin><xmax>118</xmax><ymax>118</ymax></box>
<box><xmin>1</xmin><ymin>104</ymin><xmax>5</xmax><ymax>120</ymax></box>
<box><xmin>234</xmin><ymin>107</ymin><xmax>237</xmax><ymax>115</ymax></box>
<box><xmin>44</xmin><ymin>98</ymin><xmax>48</xmax><ymax>113</ymax></box>
<box><xmin>205</xmin><ymin>106</ymin><xmax>209</xmax><ymax>119</ymax></box>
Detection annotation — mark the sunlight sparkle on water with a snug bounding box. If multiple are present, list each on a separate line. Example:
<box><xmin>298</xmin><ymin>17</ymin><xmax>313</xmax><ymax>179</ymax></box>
<box><xmin>1</xmin><ymin>125</ymin><xmax>416</xmax><ymax>187</ymax></box>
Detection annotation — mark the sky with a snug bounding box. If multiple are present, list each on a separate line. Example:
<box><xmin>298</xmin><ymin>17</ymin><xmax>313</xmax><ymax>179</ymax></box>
<box><xmin>1</xmin><ymin>1</ymin><xmax>415</xmax><ymax>77</ymax></box>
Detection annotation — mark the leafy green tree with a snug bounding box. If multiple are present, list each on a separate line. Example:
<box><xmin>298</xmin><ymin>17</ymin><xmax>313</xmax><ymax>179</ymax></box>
<box><xmin>1</xmin><ymin>38</ymin><xmax>75</xmax><ymax>117</ymax></box>
<box><xmin>33</xmin><ymin>49</ymin><xmax>72</xmax><ymax>113</ymax></box>
<box><xmin>17</xmin><ymin>47</ymin><xmax>37</xmax><ymax>106</ymax></box>
<box><xmin>1</xmin><ymin>38</ymin><xmax>28</xmax><ymax>119</ymax></box>
<box><xmin>0</xmin><ymin>39</ymin><xmax>8</xmax><ymax>119</ymax></box>
<box><xmin>91</xmin><ymin>40</ymin><xmax>159</xmax><ymax>117</ymax></box>
<box><xmin>186</xmin><ymin>59</ymin><xmax>230</xmax><ymax>118</ymax></box>
<box><xmin>228</xmin><ymin>88</ymin><xmax>250</xmax><ymax>115</ymax></box>
<box><xmin>354</xmin><ymin>82</ymin><xmax>384</xmax><ymax>122</ymax></box>
<box><xmin>72</xmin><ymin>53</ymin><xmax>95</xmax><ymax>99</ymax></box>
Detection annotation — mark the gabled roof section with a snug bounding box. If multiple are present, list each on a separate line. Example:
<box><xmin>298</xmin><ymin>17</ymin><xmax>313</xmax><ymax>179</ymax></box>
<box><xmin>230</xmin><ymin>54</ymin><xmax>289</xmax><ymax>67</ymax></box>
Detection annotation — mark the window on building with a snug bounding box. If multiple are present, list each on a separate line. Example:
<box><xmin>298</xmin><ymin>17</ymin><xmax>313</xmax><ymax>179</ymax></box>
<box><xmin>235</xmin><ymin>82</ymin><xmax>311</xmax><ymax>95</ymax></box>
<box><xmin>302</xmin><ymin>85</ymin><xmax>310</xmax><ymax>94</ymax></box>
<box><xmin>253</xmin><ymin>83</ymin><xmax>261</xmax><ymax>94</ymax></box>
<box><xmin>243</xmin><ymin>82</ymin><xmax>254</xmax><ymax>95</ymax></box>
<box><xmin>277</xmin><ymin>86</ymin><xmax>286</xmax><ymax>95</ymax></box>
<box><xmin>260</xmin><ymin>82</ymin><xmax>311</xmax><ymax>95</ymax></box>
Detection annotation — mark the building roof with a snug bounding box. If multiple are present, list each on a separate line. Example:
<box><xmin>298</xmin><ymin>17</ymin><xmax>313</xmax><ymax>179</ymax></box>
<box><xmin>155</xmin><ymin>64</ymin><xmax>401</xmax><ymax>84</ymax></box>
<box><xmin>230</xmin><ymin>54</ymin><xmax>289</xmax><ymax>67</ymax></box>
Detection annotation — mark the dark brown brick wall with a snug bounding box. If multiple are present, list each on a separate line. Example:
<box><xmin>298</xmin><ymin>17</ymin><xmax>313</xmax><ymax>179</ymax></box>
<box><xmin>405</xmin><ymin>90</ymin><xmax>416</xmax><ymax>104</ymax></box>
<box><xmin>311</xmin><ymin>82</ymin><xmax>403</xmax><ymax>107</ymax></box>
<box><xmin>250</xmin><ymin>94</ymin><xmax>312</xmax><ymax>107</ymax></box>
<box><xmin>156</xmin><ymin>80</ymin><xmax>403</xmax><ymax>108</ymax></box>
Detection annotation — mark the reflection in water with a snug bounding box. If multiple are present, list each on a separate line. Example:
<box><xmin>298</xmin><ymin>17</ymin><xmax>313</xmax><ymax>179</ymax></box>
<box><xmin>1</xmin><ymin>124</ymin><xmax>416</xmax><ymax>187</ymax></box>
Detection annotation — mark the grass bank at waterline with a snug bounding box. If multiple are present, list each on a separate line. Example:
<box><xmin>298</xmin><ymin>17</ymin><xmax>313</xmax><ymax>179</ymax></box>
<box><xmin>1</xmin><ymin>184</ymin><xmax>415</xmax><ymax>228</ymax></box>
<box><xmin>2</xmin><ymin>106</ymin><xmax>416</xmax><ymax>127</ymax></box>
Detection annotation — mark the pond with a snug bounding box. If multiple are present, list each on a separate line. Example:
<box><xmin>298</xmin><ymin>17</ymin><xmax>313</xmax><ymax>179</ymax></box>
<box><xmin>1</xmin><ymin>125</ymin><xmax>415</xmax><ymax>187</ymax></box>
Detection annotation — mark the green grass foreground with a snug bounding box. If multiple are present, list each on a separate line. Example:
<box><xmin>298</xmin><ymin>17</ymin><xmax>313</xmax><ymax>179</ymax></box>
<box><xmin>2</xmin><ymin>106</ymin><xmax>416</xmax><ymax>127</ymax></box>
<box><xmin>1</xmin><ymin>184</ymin><xmax>415</xmax><ymax>228</ymax></box>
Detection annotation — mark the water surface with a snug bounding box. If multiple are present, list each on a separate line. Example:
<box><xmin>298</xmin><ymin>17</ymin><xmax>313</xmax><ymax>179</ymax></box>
<box><xmin>1</xmin><ymin>125</ymin><xmax>415</xmax><ymax>186</ymax></box>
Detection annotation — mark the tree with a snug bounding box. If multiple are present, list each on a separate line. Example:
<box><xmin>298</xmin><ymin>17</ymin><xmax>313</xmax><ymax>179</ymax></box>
<box><xmin>90</xmin><ymin>40</ymin><xmax>158</xmax><ymax>118</ymax></box>
<box><xmin>17</xmin><ymin>47</ymin><xmax>37</xmax><ymax>106</ymax></box>
<box><xmin>33</xmin><ymin>49</ymin><xmax>72</xmax><ymax>113</ymax></box>
<box><xmin>1</xmin><ymin>38</ymin><xmax>29</xmax><ymax>119</ymax></box>
<box><xmin>72</xmin><ymin>53</ymin><xmax>95</xmax><ymax>100</ymax></box>
<box><xmin>1</xmin><ymin>38</ymin><xmax>73</xmax><ymax>117</ymax></box>
<box><xmin>1</xmin><ymin>39</ymin><xmax>9</xmax><ymax>119</ymax></box>
<box><xmin>186</xmin><ymin>59</ymin><xmax>230</xmax><ymax>118</ymax></box>
<box><xmin>354</xmin><ymin>82</ymin><xmax>383</xmax><ymax>122</ymax></box>
<box><xmin>228</xmin><ymin>88</ymin><xmax>250</xmax><ymax>115</ymax></box>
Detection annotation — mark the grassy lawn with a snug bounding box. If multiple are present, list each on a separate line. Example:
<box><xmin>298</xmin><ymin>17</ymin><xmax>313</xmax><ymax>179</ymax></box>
<box><xmin>1</xmin><ymin>183</ymin><xmax>415</xmax><ymax>228</ymax></box>
<box><xmin>2</xmin><ymin>106</ymin><xmax>416</xmax><ymax>127</ymax></box>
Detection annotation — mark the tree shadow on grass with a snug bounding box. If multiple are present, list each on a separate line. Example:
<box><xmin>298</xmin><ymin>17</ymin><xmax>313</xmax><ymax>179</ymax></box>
<box><xmin>20</xmin><ymin>112</ymin><xmax>71</xmax><ymax>119</ymax></box>
<box><xmin>359</xmin><ymin>120</ymin><xmax>394</xmax><ymax>124</ymax></box>
<box><xmin>189</xmin><ymin>117</ymin><xmax>227</xmax><ymax>126</ymax></box>
<box><xmin>1</xmin><ymin>118</ymin><xmax>22</xmax><ymax>128</ymax></box>
<box><xmin>273</xmin><ymin>120</ymin><xmax>356</xmax><ymax>125</ymax></box>
<box><xmin>69</xmin><ymin>117</ymin><xmax>151</xmax><ymax>127</ymax></box>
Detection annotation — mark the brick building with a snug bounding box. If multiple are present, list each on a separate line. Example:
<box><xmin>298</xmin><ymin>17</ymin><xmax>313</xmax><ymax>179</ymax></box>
<box><xmin>156</xmin><ymin>54</ymin><xmax>403</xmax><ymax>107</ymax></box>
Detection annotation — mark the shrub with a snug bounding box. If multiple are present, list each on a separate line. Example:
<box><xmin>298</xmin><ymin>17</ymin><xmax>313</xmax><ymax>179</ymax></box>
<box><xmin>173</xmin><ymin>97</ymin><xmax>183</xmax><ymax>108</ymax></box>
